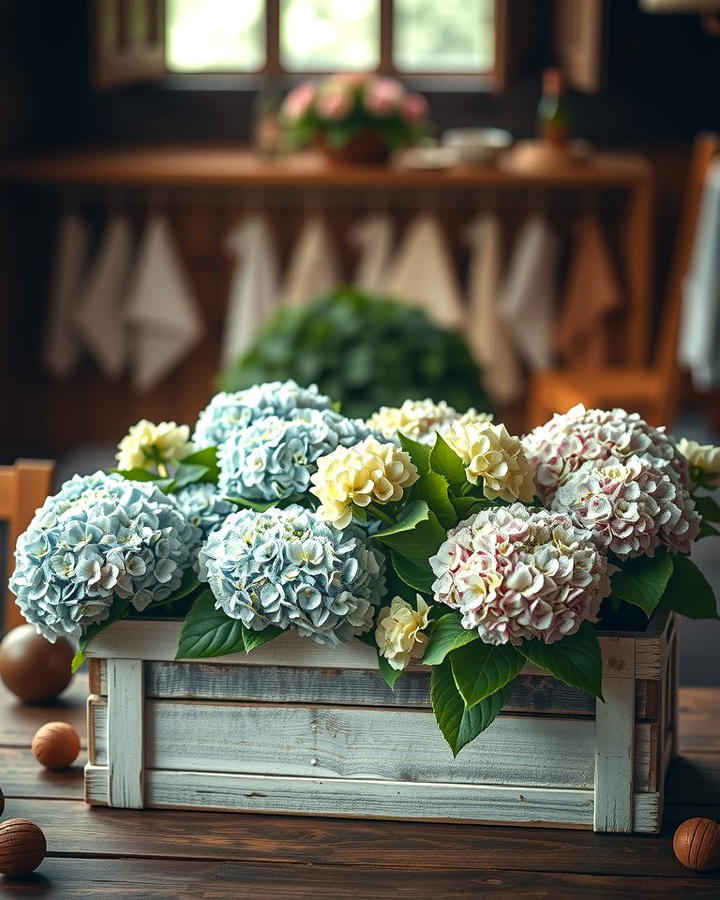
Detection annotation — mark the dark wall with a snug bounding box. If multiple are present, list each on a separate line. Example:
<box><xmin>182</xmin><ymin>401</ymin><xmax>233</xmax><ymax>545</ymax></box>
<box><xmin>1</xmin><ymin>1</ymin><xmax>719</xmax><ymax>154</ymax></box>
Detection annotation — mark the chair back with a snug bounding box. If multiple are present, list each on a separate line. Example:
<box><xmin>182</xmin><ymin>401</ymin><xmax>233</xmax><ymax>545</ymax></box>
<box><xmin>0</xmin><ymin>459</ymin><xmax>54</xmax><ymax>632</ymax></box>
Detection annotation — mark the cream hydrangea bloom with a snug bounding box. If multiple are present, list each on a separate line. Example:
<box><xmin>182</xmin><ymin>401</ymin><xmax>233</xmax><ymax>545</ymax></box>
<box><xmin>677</xmin><ymin>438</ymin><xmax>720</xmax><ymax>485</ymax></box>
<box><xmin>444</xmin><ymin>421</ymin><xmax>535</xmax><ymax>503</ymax></box>
<box><xmin>310</xmin><ymin>436</ymin><xmax>419</xmax><ymax>528</ymax></box>
<box><xmin>116</xmin><ymin>419</ymin><xmax>194</xmax><ymax>471</ymax></box>
<box><xmin>367</xmin><ymin>398</ymin><xmax>492</xmax><ymax>445</ymax></box>
<box><xmin>376</xmin><ymin>595</ymin><xmax>430</xmax><ymax>670</ymax></box>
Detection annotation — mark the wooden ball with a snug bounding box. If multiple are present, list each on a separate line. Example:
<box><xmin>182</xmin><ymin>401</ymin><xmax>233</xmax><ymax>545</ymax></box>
<box><xmin>673</xmin><ymin>817</ymin><xmax>720</xmax><ymax>872</ymax></box>
<box><xmin>0</xmin><ymin>624</ymin><xmax>74</xmax><ymax>703</ymax></box>
<box><xmin>32</xmin><ymin>721</ymin><xmax>81</xmax><ymax>770</ymax></box>
<box><xmin>0</xmin><ymin>819</ymin><xmax>46</xmax><ymax>877</ymax></box>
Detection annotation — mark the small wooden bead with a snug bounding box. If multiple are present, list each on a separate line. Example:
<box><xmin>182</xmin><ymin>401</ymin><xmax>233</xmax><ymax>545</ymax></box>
<box><xmin>31</xmin><ymin>722</ymin><xmax>81</xmax><ymax>770</ymax></box>
<box><xmin>0</xmin><ymin>819</ymin><xmax>46</xmax><ymax>877</ymax></box>
<box><xmin>673</xmin><ymin>817</ymin><xmax>720</xmax><ymax>872</ymax></box>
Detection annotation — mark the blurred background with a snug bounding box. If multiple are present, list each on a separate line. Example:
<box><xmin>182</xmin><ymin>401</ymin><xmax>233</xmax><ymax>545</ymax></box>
<box><xmin>0</xmin><ymin>0</ymin><xmax>718</xmax><ymax>680</ymax></box>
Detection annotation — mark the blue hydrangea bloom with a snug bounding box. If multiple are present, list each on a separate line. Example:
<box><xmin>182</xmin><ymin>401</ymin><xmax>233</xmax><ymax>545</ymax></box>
<box><xmin>10</xmin><ymin>472</ymin><xmax>201</xmax><ymax>641</ymax></box>
<box><xmin>197</xmin><ymin>504</ymin><xmax>386</xmax><ymax>647</ymax></box>
<box><xmin>170</xmin><ymin>482</ymin><xmax>235</xmax><ymax>542</ymax></box>
<box><xmin>193</xmin><ymin>380</ymin><xmax>332</xmax><ymax>448</ymax></box>
<box><xmin>218</xmin><ymin>408</ymin><xmax>375</xmax><ymax>502</ymax></box>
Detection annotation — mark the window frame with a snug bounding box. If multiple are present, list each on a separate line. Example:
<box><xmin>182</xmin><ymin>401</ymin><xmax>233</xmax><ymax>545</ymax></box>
<box><xmin>164</xmin><ymin>0</ymin><xmax>499</xmax><ymax>81</ymax></box>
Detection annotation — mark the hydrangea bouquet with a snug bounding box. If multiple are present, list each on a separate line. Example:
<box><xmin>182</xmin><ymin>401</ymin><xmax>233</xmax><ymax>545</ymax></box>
<box><xmin>11</xmin><ymin>384</ymin><xmax>720</xmax><ymax>756</ymax></box>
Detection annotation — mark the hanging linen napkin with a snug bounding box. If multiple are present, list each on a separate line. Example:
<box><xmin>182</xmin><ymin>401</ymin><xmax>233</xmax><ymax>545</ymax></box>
<box><xmin>348</xmin><ymin>213</ymin><xmax>394</xmax><ymax>293</ymax></box>
<box><xmin>42</xmin><ymin>212</ymin><xmax>91</xmax><ymax>377</ymax></box>
<box><xmin>382</xmin><ymin>214</ymin><xmax>465</xmax><ymax>329</ymax></box>
<box><xmin>679</xmin><ymin>160</ymin><xmax>720</xmax><ymax>390</ymax></box>
<box><xmin>221</xmin><ymin>216</ymin><xmax>280</xmax><ymax>367</ymax></box>
<box><xmin>555</xmin><ymin>214</ymin><xmax>621</xmax><ymax>367</ymax></box>
<box><xmin>464</xmin><ymin>214</ymin><xmax>524</xmax><ymax>404</ymax></box>
<box><xmin>282</xmin><ymin>216</ymin><xmax>341</xmax><ymax>307</ymax></box>
<box><xmin>499</xmin><ymin>215</ymin><xmax>560</xmax><ymax>371</ymax></box>
<box><xmin>124</xmin><ymin>215</ymin><xmax>204</xmax><ymax>391</ymax></box>
<box><xmin>73</xmin><ymin>214</ymin><xmax>134</xmax><ymax>379</ymax></box>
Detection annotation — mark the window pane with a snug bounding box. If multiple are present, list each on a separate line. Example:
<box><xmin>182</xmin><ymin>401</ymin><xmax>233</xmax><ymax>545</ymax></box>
<box><xmin>166</xmin><ymin>0</ymin><xmax>265</xmax><ymax>72</ymax></box>
<box><xmin>394</xmin><ymin>0</ymin><xmax>494</xmax><ymax>72</ymax></box>
<box><xmin>280</xmin><ymin>0</ymin><xmax>379</xmax><ymax>72</ymax></box>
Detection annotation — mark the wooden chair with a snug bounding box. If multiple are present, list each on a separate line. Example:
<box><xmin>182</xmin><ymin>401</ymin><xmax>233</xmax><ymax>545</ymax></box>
<box><xmin>528</xmin><ymin>134</ymin><xmax>720</xmax><ymax>429</ymax></box>
<box><xmin>1</xmin><ymin>459</ymin><xmax>54</xmax><ymax>633</ymax></box>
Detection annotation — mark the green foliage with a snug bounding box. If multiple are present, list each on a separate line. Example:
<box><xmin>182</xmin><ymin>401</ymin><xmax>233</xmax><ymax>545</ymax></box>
<box><xmin>421</xmin><ymin>612</ymin><xmax>478</xmax><ymax>665</ymax></box>
<box><xmin>611</xmin><ymin>552</ymin><xmax>674</xmax><ymax>618</ymax></box>
<box><xmin>219</xmin><ymin>288</ymin><xmax>491</xmax><ymax>420</ymax></box>
<box><xmin>430</xmin><ymin>657</ymin><xmax>515</xmax><ymax>756</ymax></box>
<box><xmin>661</xmin><ymin>555</ymin><xmax>719</xmax><ymax>620</ymax></box>
<box><xmin>449</xmin><ymin>640</ymin><xmax>525</xmax><ymax>709</ymax></box>
<box><xmin>517</xmin><ymin>622</ymin><xmax>604</xmax><ymax>700</ymax></box>
<box><xmin>176</xmin><ymin>592</ymin><xmax>283</xmax><ymax>659</ymax></box>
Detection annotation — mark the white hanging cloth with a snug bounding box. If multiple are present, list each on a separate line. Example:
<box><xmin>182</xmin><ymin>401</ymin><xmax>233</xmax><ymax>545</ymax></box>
<box><xmin>679</xmin><ymin>160</ymin><xmax>720</xmax><ymax>390</ymax></box>
<box><xmin>499</xmin><ymin>215</ymin><xmax>560</xmax><ymax>371</ymax></box>
<box><xmin>221</xmin><ymin>216</ymin><xmax>280</xmax><ymax>366</ymax></box>
<box><xmin>73</xmin><ymin>214</ymin><xmax>134</xmax><ymax>379</ymax></box>
<box><xmin>464</xmin><ymin>214</ymin><xmax>524</xmax><ymax>404</ymax></box>
<box><xmin>282</xmin><ymin>216</ymin><xmax>341</xmax><ymax>307</ymax></box>
<box><xmin>124</xmin><ymin>215</ymin><xmax>204</xmax><ymax>391</ymax></box>
<box><xmin>382</xmin><ymin>214</ymin><xmax>465</xmax><ymax>329</ymax></box>
<box><xmin>348</xmin><ymin>213</ymin><xmax>394</xmax><ymax>293</ymax></box>
<box><xmin>42</xmin><ymin>212</ymin><xmax>90</xmax><ymax>377</ymax></box>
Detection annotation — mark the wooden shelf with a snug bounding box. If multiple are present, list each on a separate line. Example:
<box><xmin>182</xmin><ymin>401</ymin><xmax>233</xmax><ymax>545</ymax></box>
<box><xmin>0</xmin><ymin>145</ymin><xmax>652</xmax><ymax>189</ymax></box>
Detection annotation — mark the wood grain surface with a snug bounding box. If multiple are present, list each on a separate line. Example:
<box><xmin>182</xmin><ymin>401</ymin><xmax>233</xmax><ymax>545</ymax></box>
<box><xmin>0</xmin><ymin>675</ymin><xmax>719</xmax><ymax>897</ymax></box>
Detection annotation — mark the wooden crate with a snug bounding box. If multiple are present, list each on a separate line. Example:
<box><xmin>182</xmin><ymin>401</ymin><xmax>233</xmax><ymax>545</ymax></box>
<box><xmin>84</xmin><ymin>609</ymin><xmax>678</xmax><ymax>833</ymax></box>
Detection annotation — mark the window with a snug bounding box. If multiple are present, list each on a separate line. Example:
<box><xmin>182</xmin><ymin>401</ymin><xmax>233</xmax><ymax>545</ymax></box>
<box><xmin>165</xmin><ymin>0</ymin><xmax>495</xmax><ymax>75</ymax></box>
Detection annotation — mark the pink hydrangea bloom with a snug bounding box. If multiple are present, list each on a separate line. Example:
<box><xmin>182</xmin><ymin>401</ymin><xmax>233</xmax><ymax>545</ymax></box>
<box><xmin>317</xmin><ymin>89</ymin><xmax>351</xmax><ymax>120</ymax></box>
<box><xmin>430</xmin><ymin>503</ymin><xmax>610</xmax><ymax>646</ymax></box>
<box><xmin>282</xmin><ymin>81</ymin><xmax>317</xmax><ymax>121</ymax></box>
<box><xmin>364</xmin><ymin>76</ymin><xmax>404</xmax><ymax>117</ymax></box>
<box><xmin>552</xmin><ymin>456</ymin><xmax>700</xmax><ymax>560</ymax></box>
<box><xmin>401</xmin><ymin>92</ymin><xmax>429</xmax><ymax>124</ymax></box>
<box><xmin>523</xmin><ymin>404</ymin><xmax>689</xmax><ymax>504</ymax></box>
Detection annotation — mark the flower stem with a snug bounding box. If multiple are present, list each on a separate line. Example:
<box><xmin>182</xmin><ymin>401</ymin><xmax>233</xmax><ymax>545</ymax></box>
<box><xmin>367</xmin><ymin>502</ymin><xmax>394</xmax><ymax>525</ymax></box>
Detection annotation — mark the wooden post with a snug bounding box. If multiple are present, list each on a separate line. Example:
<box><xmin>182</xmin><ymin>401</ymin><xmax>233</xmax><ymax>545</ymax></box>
<box><xmin>106</xmin><ymin>658</ymin><xmax>145</xmax><ymax>808</ymax></box>
<box><xmin>594</xmin><ymin>636</ymin><xmax>636</xmax><ymax>832</ymax></box>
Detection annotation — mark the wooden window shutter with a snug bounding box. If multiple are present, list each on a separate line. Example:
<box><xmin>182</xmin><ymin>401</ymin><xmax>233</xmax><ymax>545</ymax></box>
<box><xmin>555</xmin><ymin>0</ymin><xmax>606</xmax><ymax>93</ymax></box>
<box><xmin>91</xmin><ymin>0</ymin><xmax>167</xmax><ymax>89</ymax></box>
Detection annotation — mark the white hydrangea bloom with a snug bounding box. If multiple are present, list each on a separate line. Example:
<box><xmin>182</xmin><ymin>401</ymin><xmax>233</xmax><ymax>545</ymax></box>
<box><xmin>116</xmin><ymin>420</ymin><xmax>193</xmax><ymax>471</ymax></box>
<box><xmin>444</xmin><ymin>421</ymin><xmax>535</xmax><ymax>503</ymax></box>
<box><xmin>677</xmin><ymin>438</ymin><xmax>720</xmax><ymax>486</ymax></box>
<box><xmin>375</xmin><ymin>595</ymin><xmax>430</xmax><ymax>670</ymax></box>
<box><xmin>310</xmin><ymin>436</ymin><xmax>419</xmax><ymax>529</ymax></box>
<box><xmin>430</xmin><ymin>504</ymin><xmax>610</xmax><ymax>646</ymax></box>
<box><xmin>367</xmin><ymin>398</ymin><xmax>492</xmax><ymax>445</ymax></box>
<box><xmin>523</xmin><ymin>404</ymin><xmax>689</xmax><ymax>503</ymax></box>
<box><xmin>552</xmin><ymin>456</ymin><xmax>700</xmax><ymax>559</ymax></box>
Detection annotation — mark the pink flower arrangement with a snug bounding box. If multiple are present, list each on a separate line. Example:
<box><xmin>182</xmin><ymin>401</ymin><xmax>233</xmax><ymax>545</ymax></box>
<box><xmin>282</xmin><ymin>81</ymin><xmax>317</xmax><ymax>122</ymax></box>
<box><xmin>364</xmin><ymin>76</ymin><xmax>404</xmax><ymax>116</ymax></box>
<box><xmin>430</xmin><ymin>504</ymin><xmax>610</xmax><ymax>646</ymax></box>
<box><xmin>401</xmin><ymin>92</ymin><xmax>430</xmax><ymax>124</ymax></box>
<box><xmin>317</xmin><ymin>89</ymin><xmax>351</xmax><ymax>120</ymax></box>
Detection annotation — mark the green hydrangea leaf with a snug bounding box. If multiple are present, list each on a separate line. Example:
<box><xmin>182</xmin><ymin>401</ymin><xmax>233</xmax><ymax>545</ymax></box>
<box><xmin>422</xmin><ymin>612</ymin><xmax>478</xmax><ymax>665</ymax></box>
<box><xmin>517</xmin><ymin>622</ymin><xmax>604</xmax><ymax>700</ymax></box>
<box><xmin>695</xmin><ymin>494</ymin><xmax>720</xmax><ymax>523</ymax></box>
<box><xmin>242</xmin><ymin>623</ymin><xmax>285</xmax><ymax>652</ymax></box>
<box><xmin>391</xmin><ymin>551</ymin><xmax>435</xmax><ymax>594</ymax></box>
<box><xmin>662</xmin><ymin>555</ymin><xmax>719</xmax><ymax>619</ymax></box>
<box><xmin>374</xmin><ymin>500</ymin><xmax>430</xmax><ymax>538</ymax></box>
<box><xmin>172</xmin><ymin>464</ymin><xmax>212</xmax><ymax>490</ymax></box>
<box><xmin>409</xmin><ymin>471</ymin><xmax>457</xmax><ymax>530</ymax></box>
<box><xmin>429</xmin><ymin>433</ymin><xmax>467</xmax><ymax>489</ymax></box>
<box><xmin>378</xmin><ymin>653</ymin><xmax>403</xmax><ymax>689</ymax></box>
<box><xmin>611</xmin><ymin>552</ymin><xmax>674</xmax><ymax>618</ymax></box>
<box><xmin>374</xmin><ymin>504</ymin><xmax>446</xmax><ymax>565</ymax></box>
<box><xmin>110</xmin><ymin>467</ymin><xmax>161</xmax><ymax>482</ymax></box>
<box><xmin>398</xmin><ymin>432</ymin><xmax>431</xmax><ymax>476</ymax></box>
<box><xmin>449</xmin><ymin>640</ymin><xmax>524</xmax><ymax>709</ymax></box>
<box><xmin>226</xmin><ymin>496</ymin><xmax>280</xmax><ymax>513</ymax></box>
<box><xmin>175</xmin><ymin>591</ymin><xmax>247</xmax><ymax>659</ymax></box>
<box><xmin>431</xmin><ymin>657</ymin><xmax>515</xmax><ymax>756</ymax></box>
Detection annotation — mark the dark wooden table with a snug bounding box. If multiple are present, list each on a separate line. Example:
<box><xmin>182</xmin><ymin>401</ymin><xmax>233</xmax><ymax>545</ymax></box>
<box><xmin>1</xmin><ymin>676</ymin><xmax>719</xmax><ymax>898</ymax></box>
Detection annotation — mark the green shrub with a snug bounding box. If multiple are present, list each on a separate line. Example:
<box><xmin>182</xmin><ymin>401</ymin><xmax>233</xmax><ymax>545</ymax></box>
<box><xmin>219</xmin><ymin>287</ymin><xmax>491</xmax><ymax>420</ymax></box>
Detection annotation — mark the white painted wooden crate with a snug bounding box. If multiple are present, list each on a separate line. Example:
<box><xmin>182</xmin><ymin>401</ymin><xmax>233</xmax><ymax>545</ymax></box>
<box><xmin>84</xmin><ymin>609</ymin><xmax>678</xmax><ymax>833</ymax></box>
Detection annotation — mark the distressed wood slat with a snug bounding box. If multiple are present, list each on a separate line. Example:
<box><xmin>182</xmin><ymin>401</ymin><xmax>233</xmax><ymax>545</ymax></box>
<box><xmin>84</xmin><ymin>765</ymin><xmax>663</xmax><ymax>833</ymax></box>
<box><xmin>0</xmin><ymin>746</ymin><xmax>85</xmax><ymax>800</ymax></box>
<box><xmin>593</xmin><ymin>637</ymin><xmax>636</xmax><ymax>832</ymax></box>
<box><xmin>85</xmin><ymin>611</ymin><xmax>672</xmax><ymax>679</ymax></box>
<box><xmin>91</xmin><ymin>659</ymin><xmax>658</xmax><ymax>719</ymax></box>
<box><xmin>88</xmin><ymin>698</ymin><xmax>657</xmax><ymax>792</ymax></box>
<box><xmin>106</xmin><ymin>658</ymin><xmax>144</xmax><ymax>809</ymax></box>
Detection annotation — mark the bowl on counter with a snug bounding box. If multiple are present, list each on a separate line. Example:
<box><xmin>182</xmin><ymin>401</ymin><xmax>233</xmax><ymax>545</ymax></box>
<box><xmin>441</xmin><ymin>127</ymin><xmax>513</xmax><ymax>166</ymax></box>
